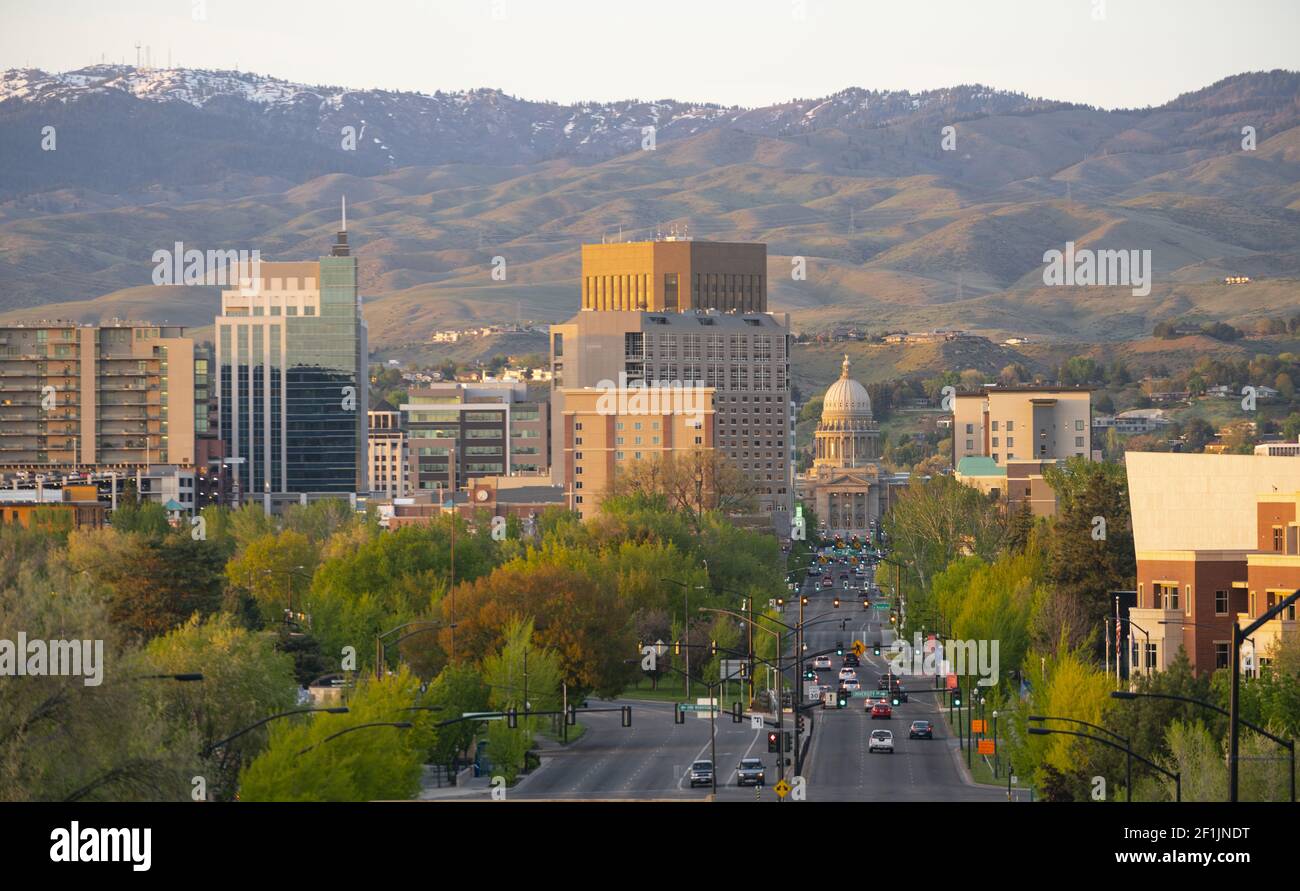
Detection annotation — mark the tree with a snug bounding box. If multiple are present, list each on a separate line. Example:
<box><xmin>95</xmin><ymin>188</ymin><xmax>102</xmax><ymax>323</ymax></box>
<box><xmin>224</xmin><ymin>530</ymin><xmax>318</xmax><ymax>625</ymax></box>
<box><xmin>143</xmin><ymin>614</ymin><xmax>298</xmax><ymax>800</ymax></box>
<box><xmin>1040</xmin><ymin>458</ymin><xmax>1136</xmax><ymax>659</ymax></box>
<box><xmin>69</xmin><ymin>528</ymin><xmax>226</xmax><ymax>642</ymax></box>
<box><xmin>0</xmin><ymin>559</ymin><xmax>197</xmax><ymax>801</ymax></box>
<box><xmin>425</xmin><ymin>663</ymin><xmax>490</xmax><ymax>771</ymax></box>
<box><xmin>441</xmin><ymin>558</ymin><xmax>635</xmax><ymax>699</ymax></box>
<box><xmin>237</xmin><ymin>668</ymin><xmax>436</xmax><ymax>802</ymax></box>
<box><xmin>108</xmin><ymin>499</ymin><xmax>171</xmax><ymax>537</ymax></box>
<box><xmin>606</xmin><ymin>448</ymin><xmax>756</xmax><ymax>528</ymax></box>
<box><xmin>481</xmin><ymin>617</ymin><xmax>564</xmax><ymax>783</ymax></box>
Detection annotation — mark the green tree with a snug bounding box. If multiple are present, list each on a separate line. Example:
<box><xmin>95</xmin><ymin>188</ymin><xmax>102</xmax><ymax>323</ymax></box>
<box><xmin>238</xmin><ymin>668</ymin><xmax>435</xmax><ymax>801</ymax></box>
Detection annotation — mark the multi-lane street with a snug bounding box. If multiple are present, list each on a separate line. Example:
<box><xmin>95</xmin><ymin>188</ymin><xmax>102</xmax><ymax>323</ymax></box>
<box><xmin>503</xmin><ymin>550</ymin><xmax>1005</xmax><ymax>801</ymax></box>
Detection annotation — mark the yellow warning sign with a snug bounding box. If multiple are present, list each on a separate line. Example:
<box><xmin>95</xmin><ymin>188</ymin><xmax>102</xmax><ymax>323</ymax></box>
<box><xmin>773</xmin><ymin>779</ymin><xmax>792</xmax><ymax>799</ymax></box>
<box><xmin>851</xmin><ymin>640</ymin><xmax>866</xmax><ymax>657</ymax></box>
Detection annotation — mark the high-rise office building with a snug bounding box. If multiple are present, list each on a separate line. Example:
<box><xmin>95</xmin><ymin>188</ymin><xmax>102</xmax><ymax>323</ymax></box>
<box><xmin>551</xmin><ymin>302</ymin><xmax>793</xmax><ymax>529</ymax></box>
<box><xmin>215</xmin><ymin>210</ymin><xmax>368</xmax><ymax>505</ymax></box>
<box><xmin>0</xmin><ymin>322</ymin><xmax>196</xmax><ymax>470</ymax></box>
<box><xmin>401</xmin><ymin>381</ymin><xmax>549</xmax><ymax>496</ymax></box>
<box><xmin>580</xmin><ymin>239</ymin><xmax>766</xmax><ymax>312</ymax></box>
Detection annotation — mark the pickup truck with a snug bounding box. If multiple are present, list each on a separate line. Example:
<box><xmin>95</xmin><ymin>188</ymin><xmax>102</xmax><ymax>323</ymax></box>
<box><xmin>736</xmin><ymin>758</ymin><xmax>766</xmax><ymax>787</ymax></box>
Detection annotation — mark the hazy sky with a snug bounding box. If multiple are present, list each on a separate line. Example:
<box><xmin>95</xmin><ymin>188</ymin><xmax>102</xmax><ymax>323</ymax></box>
<box><xmin>4</xmin><ymin>0</ymin><xmax>1297</xmax><ymax>108</ymax></box>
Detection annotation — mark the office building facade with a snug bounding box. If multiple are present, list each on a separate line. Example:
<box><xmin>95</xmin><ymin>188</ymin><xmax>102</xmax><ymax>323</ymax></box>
<box><xmin>215</xmin><ymin>225</ymin><xmax>368</xmax><ymax>503</ymax></box>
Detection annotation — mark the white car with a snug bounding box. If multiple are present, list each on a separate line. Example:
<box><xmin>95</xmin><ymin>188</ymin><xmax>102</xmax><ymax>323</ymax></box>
<box><xmin>838</xmin><ymin>667</ymin><xmax>857</xmax><ymax>681</ymax></box>
<box><xmin>841</xmin><ymin>678</ymin><xmax>861</xmax><ymax>692</ymax></box>
<box><xmin>869</xmin><ymin>729</ymin><xmax>894</xmax><ymax>754</ymax></box>
<box><xmin>813</xmin><ymin>656</ymin><xmax>832</xmax><ymax>670</ymax></box>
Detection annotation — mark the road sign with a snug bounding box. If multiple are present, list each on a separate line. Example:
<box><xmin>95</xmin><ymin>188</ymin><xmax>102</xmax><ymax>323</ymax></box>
<box><xmin>751</xmin><ymin>715</ymin><xmax>764</xmax><ymax>730</ymax></box>
<box><xmin>978</xmin><ymin>739</ymin><xmax>995</xmax><ymax>755</ymax></box>
<box><xmin>851</xmin><ymin>640</ymin><xmax>866</xmax><ymax>657</ymax></box>
<box><xmin>807</xmin><ymin>685</ymin><xmax>821</xmax><ymax>699</ymax></box>
<box><xmin>677</xmin><ymin>703</ymin><xmax>714</xmax><ymax>713</ymax></box>
<box><xmin>773</xmin><ymin>779</ymin><xmax>792</xmax><ymax>800</ymax></box>
<box><xmin>719</xmin><ymin>659</ymin><xmax>746</xmax><ymax>681</ymax></box>
<box><xmin>971</xmin><ymin>719</ymin><xmax>987</xmax><ymax>733</ymax></box>
<box><xmin>872</xmin><ymin>602</ymin><xmax>890</xmax><ymax>610</ymax></box>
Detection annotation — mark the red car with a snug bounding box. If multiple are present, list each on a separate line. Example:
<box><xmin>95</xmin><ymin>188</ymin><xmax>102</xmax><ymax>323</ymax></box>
<box><xmin>870</xmin><ymin>703</ymin><xmax>893</xmax><ymax>720</ymax></box>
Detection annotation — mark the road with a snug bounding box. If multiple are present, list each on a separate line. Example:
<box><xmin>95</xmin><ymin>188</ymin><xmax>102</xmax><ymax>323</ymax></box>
<box><xmin>505</xmin><ymin>553</ymin><xmax>1005</xmax><ymax>801</ymax></box>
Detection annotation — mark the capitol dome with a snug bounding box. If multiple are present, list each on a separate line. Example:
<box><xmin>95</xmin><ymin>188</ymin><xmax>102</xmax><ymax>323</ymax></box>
<box><xmin>813</xmin><ymin>355</ymin><xmax>879</xmax><ymax>468</ymax></box>
<box><xmin>822</xmin><ymin>355</ymin><xmax>873</xmax><ymax>419</ymax></box>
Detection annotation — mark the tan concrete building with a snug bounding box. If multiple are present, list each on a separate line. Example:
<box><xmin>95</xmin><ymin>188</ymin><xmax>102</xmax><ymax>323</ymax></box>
<box><xmin>0</xmin><ymin>322</ymin><xmax>196</xmax><ymax>471</ymax></box>
<box><xmin>952</xmin><ymin>386</ymin><xmax>1092</xmax><ymax>466</ymax></box>
<box><xmin>1125</xmin><ymin>452</ymin><xmax>1300</xmax><ymax>676</ymax></box>
<box><xmin>558</xmin><ymin>385</ymin><xmax>715</xmax><ymax>518</ymax></box>
<box><xmin>550</xmin><ymin>307</ymin><xmax>791</xmax><ymax>527</ymax></box>
<box><xmin>580</xmin><ymin>239</ymin><xmax>766</xmax><ymax>312</ymax></box>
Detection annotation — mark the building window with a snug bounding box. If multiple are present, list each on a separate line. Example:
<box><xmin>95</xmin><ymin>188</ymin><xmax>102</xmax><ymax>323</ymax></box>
<box><xmin>1214</xmin><ymin>643</ymin><xmax>1230</xmax><ymax>670</ymax></box>
<box><xmin>1075</xmin><ymin>419</ymin><xmax>1085</xmax><ymax>431</ymax></box>
<box><xmin>991</xmin><ymin>437</ymin><xmax>999</xmax><ymax>448</ymax></box>
<box><xmin>1156</xmin><ymin>582</ymin><xmax>1179</xmax><ymax>610</ymax></box>
<box><xmin>1273</xmin><ymin>526</ymin><xmax>1284</xmax><ymax>551</ymax></box>
<box><xmin>1006</xmin><ymin>437</ymin><xmax>1014</xmax><ymax>448</ymax></box>
<box><xmin>1006</xmin><ymin>421</ymin><xmax>1014</xmax><ymax>432</ymax></box>
<box><xmin>965</xmin><ymin>424</ymin><xmax>974</xmax><ymax>435</ymax></box>
<box><xmin>1215</xmin><ymin>590</ymin><xmax>1229</xmax><ymax>615</ymax></box>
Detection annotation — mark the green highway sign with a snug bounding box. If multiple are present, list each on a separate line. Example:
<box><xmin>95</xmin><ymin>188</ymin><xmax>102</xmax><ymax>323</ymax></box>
<box><xmin>851</xmin><ymin>691</ymin><xmax>874</xmax><ymax>698</ymax></box>
<box><xmin>677</xmin><ymin>703</ymin><xmax>715</xmax><ymax>712</ymax></box>
<box><xmin>872</xmin><ymin>602</ymin><xmax>890</xmax><ymax>610</ymax></box>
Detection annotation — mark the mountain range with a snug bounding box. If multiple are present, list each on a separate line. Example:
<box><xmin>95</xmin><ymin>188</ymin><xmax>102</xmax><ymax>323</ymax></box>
<box><xmin>1</xmin><ymin>64</ymin><xmax>1298</xmax><ymax>348</ymax></box>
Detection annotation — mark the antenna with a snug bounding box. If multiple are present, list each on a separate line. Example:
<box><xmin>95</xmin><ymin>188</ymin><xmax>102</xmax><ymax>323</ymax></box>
<box><xmin>341</xmin><ymin>195</ymin><xmax>347</xmax><ymax>231</ymax></box>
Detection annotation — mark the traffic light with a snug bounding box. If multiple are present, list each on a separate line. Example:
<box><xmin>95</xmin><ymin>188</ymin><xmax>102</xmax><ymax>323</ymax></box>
<box><xmin>891</xmin><ymin>694</ymin><xmax>901</xmax><ymax>706</ymax></box>
<box><xmin>621</xmin><ymin>705</ymin><xmax>632</xmax><ymax>727</ymax></box>
<box><xmin>731</xmin><ymin>701</ymin><xmax>743</xmax><ymax>723</ymax></box>
<box><xmin>674</xmin><ymin>704</ymin><xmax>685</xmax><ymax>724</ymax></box>
<box><xmin>566</xmin><ymin>704</ymin><xmax>577</xmax><ymax>726</ymax></box>
<box><xmin>710</xmin><ymin>639</ymin><xmax>718</xmax><ymax>656</ymax></box>
<box><xmin>507</xmin><ymin>708</ymin><xmax>518</xmax><ymax>729</ymax></box>
<box><xmin>833</xmin><ymin>597</ymin><xmax>841</xmax><ymax>609</ymax></box>
<box><xmin>797</xmin><ymin>714</ymin><xmax>806</xmax><ymax>734</ymax></box>
<box><xmin>862</xmin><ymin>598</ymin><xmax>870</xmax><ymax>610</ymax></box>
<box><xmin>776</xmin><ymin>597</ymin><xmax>785</xmax><ymax>608</ymax></box>
<box><xmin>784</xmin><ymin>731</ymin><xmax>793</xmax><ymax>753</ymax></box>
<box><xmin>767</xmin><ymin>731</ymin><xmax>779</xmax><ymax>753</ymax></box>
<box><xmin>836</xmin><ymin>692</ymin><xmax>848</xmax><ymax>709</ymax></box>
<box><xmin>873</xmin><ymin>643</ymin><xmax>881</xmax><ymax>656</ymax></box>
<box><xmin>801</xmin><ymin>595</ymin><xmax>809</xmax><ymax>606</ymax></box>
<box><xmin>673</xmin><ymin>639</ymin><xmax>681</xmax><ymax>656</ymax></box>
<box><xmin>951</xmin><ymin>689</ymin><xmax>962</xmax><ymax>708</ymax></box>
<box><xmin>836</xmin><ymin>642</ymin><xmax>844</xmax><ymax>656</ymax></box>
<box><xmin>804</xmin><ymin>668</ymin><xmax>816</xmax><ymax>680</ymax></box>
<box><xmin>890</xmin><ymin>612</ymin><xmax>898</xmax><ymax>625</ymax></box>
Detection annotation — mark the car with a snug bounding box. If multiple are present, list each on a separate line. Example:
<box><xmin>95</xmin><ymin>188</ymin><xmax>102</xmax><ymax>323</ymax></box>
<box><xmin>840</xmin><ymin>678</ymin><xmax>861</xmax><ymax>692</ymax></box>
<box><xmin>736</xmin><ymin>758</ymin><xmax>766</xmax><ymax>786</ymax></box>
<box><xmin>813</xmin><ymin>655</ymin><xmax>832</xmax><ymax>670</ymax></box>
<box><xmin>821</xmin><ymin>577</ymin><xmax>834</xmax><ymax>588</ymax></box>
<box><xmin>689</xmin><ymin>760</ymin><xmax>714</xmax><ymax>787</ymax></box>
<box><xmin>870</xmin><ymin>703</ymin><xmax>893</xmax><ymax>719</ymax></box>
<box><xmin>838</xmin><ymin>667</ymin><xmax>857</xmax><ymax>681</ymax></box>
<box><xmin>869</xmin><ymin>730</ymin><xmax>894</xmax><ymax>753</ymax></box>
<box><xmin>909</xmin><ymin>720</ymin><xmax>933</xmax><ymax>740</ymax></box>
<box><xmin>842</xmin><ymin>654</ymin><xmax>860</xmax><ymax>667</ymax></box>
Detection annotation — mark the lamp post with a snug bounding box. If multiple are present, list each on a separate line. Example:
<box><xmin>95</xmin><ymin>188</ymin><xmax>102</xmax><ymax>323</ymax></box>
<box><xmin>1030</xmin><ymin>714</ymin><xmax>1132</xmax><ymax>800</ymax></box>
<box><xmin>201</xmin><ymin>706</ymin><xmax>349</xmax><ymax>757</ymax></box>
<box><xmin>663</xmin><ymin>578</ymin><xmax>706</xmax><ymax>700</ymax></box>
<box><xmin>375</xmin><ymin>621</ymin><xmax>450</xmax><ymax>680</ymax></box>
<box><xmin>1112</xmin><ymin>689</ymin><xmax>1295</xmax><ymax>803</ymax></box>
<box><xmin>1230</xmin><ymin>588</ymin><xmax>1300</xmax><ymax>801</ymax></box>
<box><xmin>295</xmin><ymin>721</ymin><xmax>414</xmax><ymax>757</ymax></box>
<box><xmin>1028</xmin><ymin>726</ymin><xmax>1180</xmax><ymax>801</ymax></box>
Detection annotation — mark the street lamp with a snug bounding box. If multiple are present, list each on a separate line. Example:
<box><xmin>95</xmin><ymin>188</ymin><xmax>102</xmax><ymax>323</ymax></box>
<box><xmin>295</xmin><ymin>721</ymin><xmax>414</xmax><ymax>757</ymax></box>
<box><xmin>201</xmin><ymin>706</ymin><xmax>349</xmax><ymax>757</ymax></box>
<box><xmin>1112</xmin><ymin>689</ymin><xmax>1295</xmax><ymax>802</ymax></box>
<box><xmin>663</xmin><ymin>578</ymin><xmax>706</xmax><ymax>700</ymax></box>
<box><xmin>1028</xmin><ymin>726</ymin><xmax>1180</xmax><ymax>801</ymax></box>
<box><xmin>1030</xmin><ymin>714</ymin><xmax>1132</xmax><ymax>800</ymax></box>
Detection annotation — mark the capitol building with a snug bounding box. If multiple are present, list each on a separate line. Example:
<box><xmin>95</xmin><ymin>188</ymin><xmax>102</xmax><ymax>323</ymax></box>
<box><xmin>796</xmin><ymin>355</ymin><xmax>904</xmax><ymax>539</ymax></box>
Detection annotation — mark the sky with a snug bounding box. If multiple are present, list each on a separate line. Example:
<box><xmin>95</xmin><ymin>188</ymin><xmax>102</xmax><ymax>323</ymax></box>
<box><xmin>3</xmin><ymin>0</ymin><xmax>1298</xmax><ymax>109</ymax></box>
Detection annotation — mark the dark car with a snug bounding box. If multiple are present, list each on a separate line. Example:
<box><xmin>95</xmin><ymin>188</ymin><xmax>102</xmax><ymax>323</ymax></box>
<box><xmin>842</xmin><ymin>654</ymin><xmax>860</xmax><ymax>667</ymax></box>
<box><xmin>736</xmin><ymin>758</ymin><xmax>766</xmax><ymax>787</ymax></box>
<box><xmin>909</xmin><ymin>720</ymin><xmax>933</xmax><ymax>739</ymax></box>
